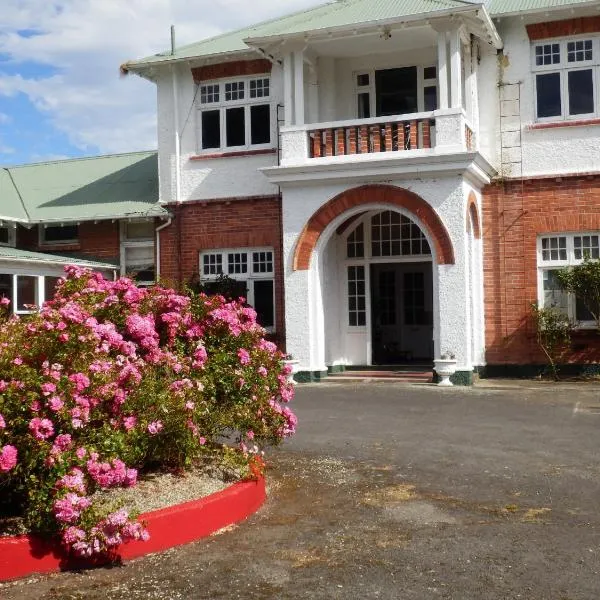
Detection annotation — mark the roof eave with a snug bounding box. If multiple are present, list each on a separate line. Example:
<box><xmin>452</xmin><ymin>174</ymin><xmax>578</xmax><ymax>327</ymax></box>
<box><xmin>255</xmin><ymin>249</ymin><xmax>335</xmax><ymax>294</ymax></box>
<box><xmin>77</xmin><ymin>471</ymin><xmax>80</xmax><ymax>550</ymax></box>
<box><xmin>491</xmin><ymin>0</ymin><xmax>600</xmax><ymax>18</ymax></box>
<box><xmin>244</xmin><ymin>4</ymin><xmax>495</xmax><ymax>47</ymax></box>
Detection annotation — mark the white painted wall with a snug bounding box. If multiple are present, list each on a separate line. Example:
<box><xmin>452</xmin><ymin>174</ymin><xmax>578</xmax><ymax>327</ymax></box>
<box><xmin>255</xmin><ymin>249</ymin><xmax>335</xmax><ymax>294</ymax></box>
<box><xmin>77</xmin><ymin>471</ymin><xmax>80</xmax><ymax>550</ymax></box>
<box><xmin>496</xmin><ymin>11</ymin><xmax>600</xmax><ymax>177</ymax></box>
<box><xmin>156</xmin><ymin>60</ymin><xmax>282</xmax><ymax>203</ymax></box>
<box><xmin>281</xmin><ymin>175</ymin><xmax>476</xmax><ymax>374</ymax></box>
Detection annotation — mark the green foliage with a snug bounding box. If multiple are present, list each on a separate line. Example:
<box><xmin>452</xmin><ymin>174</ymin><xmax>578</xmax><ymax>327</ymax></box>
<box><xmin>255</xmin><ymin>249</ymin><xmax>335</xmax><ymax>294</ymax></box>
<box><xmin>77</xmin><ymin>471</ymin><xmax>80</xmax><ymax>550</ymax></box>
<box><xmin>555</xmin><ymin>258</ymin><xmax>600</xmax><ymax>328</ymax></box>
<box><xmin>530</xmin><ymin>303</ymin><xmax>572</xmax><ymax>380</ymax></box>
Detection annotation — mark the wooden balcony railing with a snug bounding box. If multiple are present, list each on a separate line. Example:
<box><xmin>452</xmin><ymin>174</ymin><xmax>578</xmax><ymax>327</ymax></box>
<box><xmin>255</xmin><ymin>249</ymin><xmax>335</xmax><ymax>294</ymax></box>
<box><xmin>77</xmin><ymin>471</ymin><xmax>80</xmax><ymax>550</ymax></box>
<box><xmin>308</xmin><ymin>114</ymin><xmax>434</xmax><ymax>159</ymax></box>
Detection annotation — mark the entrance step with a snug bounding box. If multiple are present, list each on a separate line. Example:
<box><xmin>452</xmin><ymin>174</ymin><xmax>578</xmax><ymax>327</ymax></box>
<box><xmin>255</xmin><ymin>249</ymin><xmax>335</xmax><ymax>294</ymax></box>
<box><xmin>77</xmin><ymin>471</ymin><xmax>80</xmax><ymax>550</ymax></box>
<box><xmin>327</xmin><ymin>369</ymin><xmax>433</xmax><ymax>383</ymax></box>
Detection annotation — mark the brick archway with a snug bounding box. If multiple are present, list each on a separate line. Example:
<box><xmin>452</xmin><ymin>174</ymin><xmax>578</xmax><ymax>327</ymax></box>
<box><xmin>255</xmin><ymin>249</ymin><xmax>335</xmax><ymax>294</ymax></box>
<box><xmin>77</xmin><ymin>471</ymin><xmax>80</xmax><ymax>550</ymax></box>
<box><xmin>467</xmin><ymin>192</ymin><xmax>482</xmax><ymax>239</ymax></box>
<box><xmin>293</xmin><ymin>184</ymin><xmax>455</xmax><ymax>270</ymax></box>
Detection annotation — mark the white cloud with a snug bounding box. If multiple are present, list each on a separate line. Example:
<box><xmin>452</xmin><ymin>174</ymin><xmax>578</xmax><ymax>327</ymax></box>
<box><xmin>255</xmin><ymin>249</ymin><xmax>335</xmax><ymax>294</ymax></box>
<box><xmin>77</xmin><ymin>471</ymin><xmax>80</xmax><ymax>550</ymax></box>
<box><xmin>0</xmin><ymin>0</ymin><xmax>325</xmax><ymax>156</ymax></box>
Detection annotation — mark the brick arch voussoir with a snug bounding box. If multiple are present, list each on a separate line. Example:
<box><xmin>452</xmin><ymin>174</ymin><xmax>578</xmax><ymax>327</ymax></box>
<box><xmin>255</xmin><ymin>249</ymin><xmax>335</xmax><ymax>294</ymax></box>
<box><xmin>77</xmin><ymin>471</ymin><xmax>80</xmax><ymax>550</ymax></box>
<box><xmin>467</xmin><ymin>192</ymin><xmax>482</xmax><ymax>239</ymax></box>
<box><xmin>293</xmin><ymin>184</ymin><xmax>455</xmax><ymax>270</ymax></box>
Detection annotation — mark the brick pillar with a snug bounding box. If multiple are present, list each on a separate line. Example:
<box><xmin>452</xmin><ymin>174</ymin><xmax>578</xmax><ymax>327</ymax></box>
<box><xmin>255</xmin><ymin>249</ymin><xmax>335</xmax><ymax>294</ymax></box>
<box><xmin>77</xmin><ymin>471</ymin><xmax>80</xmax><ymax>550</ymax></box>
<box><xmin>371</xmin><ymin>125</ymin><xmax>381</xmax><ymax>152</ymax></box>
<box><xmin>422</xmin><ymin>120</ymin><xmax>431</xmax><ymax>149</ymax></box>
<box><xmin>336</xmin><ymin>128</ymin><xmax>346</xmax><ymax>156</ymax></box>
<box><xmin>348</xmin><ymin>127</ymin><xmax>357</xmax><ymax>154</ymax></box>
<box><xmin>325</xmin><ymin>129</ymin><xmax>334</xmax><ymax>157</ymax></box>
<box><xmin>384</xmin><ymin>123</ymin><xmax>393</xmax><ymax>152</ymax></box>
<box><xmin>409</xmin><ymin>120</ymin><xmax>418</xmax><ymax>149</ymax></box>
<box><xmin>312</xmin><ymin>131</ymin><xmax>322</xmax><ymax>158</ymax></box>
<box><xmin>359</xmin><ymin>125</ymin><xmax>369</xmax><ymax>153</ymax></box>
<box><xmin>397</xmin><ymin>122</ymin><xmax>405</xmax><ymax>150</ymax></box>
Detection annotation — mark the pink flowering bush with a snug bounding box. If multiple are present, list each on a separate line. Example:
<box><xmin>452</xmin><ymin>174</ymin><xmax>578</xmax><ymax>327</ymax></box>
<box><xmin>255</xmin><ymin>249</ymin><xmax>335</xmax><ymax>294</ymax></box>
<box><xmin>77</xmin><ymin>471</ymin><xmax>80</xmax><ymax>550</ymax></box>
<box><xmin>0</xmin><ymin>266</ymin><xmax>295</xmax><ymax>558</ymax></box>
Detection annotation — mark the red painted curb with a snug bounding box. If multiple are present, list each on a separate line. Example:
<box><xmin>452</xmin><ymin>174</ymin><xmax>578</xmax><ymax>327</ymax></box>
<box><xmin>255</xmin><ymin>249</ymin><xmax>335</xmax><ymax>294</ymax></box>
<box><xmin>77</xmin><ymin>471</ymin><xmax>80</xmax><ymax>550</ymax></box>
<box><xmin>0</xmin><ymin>476</ymin><xmax>266</xmax><ymax>582</ymax></box>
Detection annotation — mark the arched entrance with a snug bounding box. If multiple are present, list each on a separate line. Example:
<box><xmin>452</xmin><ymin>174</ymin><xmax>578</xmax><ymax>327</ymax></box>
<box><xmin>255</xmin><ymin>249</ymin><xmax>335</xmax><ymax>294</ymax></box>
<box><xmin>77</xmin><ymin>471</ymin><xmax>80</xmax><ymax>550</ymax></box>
<box><xmin>326</xmin><ymin>208</ymin><xmax>435</xmax><ymax>366</ymax></box>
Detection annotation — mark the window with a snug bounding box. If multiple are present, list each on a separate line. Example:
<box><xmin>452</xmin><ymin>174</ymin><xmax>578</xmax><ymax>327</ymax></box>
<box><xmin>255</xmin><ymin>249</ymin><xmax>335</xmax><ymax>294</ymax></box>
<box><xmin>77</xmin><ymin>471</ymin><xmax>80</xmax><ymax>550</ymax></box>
<box><xmin>16</xmin><ymin>275</ymin><xmax>38</xmax><ymax>313</ymax></box>
<box><xmin>196</xmin><ymin>76</ymin><xmax>272</xmax><ymax>152</ymax></box>
<box><xmin>538</xmin><ymin>233</ymin><xmax>599</xmax><ymax>327</ymax></box>
<box><xmin>371</xmin><ymin>211</ymin><xmax>431</xmax><ymax>258</ymax></box>
<box><xmin>40</xmin><ymin>225</ymin><xmax>78</xmax><ymax>245</ymax></box>
<box><xmin>347</xmin><ymin>265</ymin><xmax>366</xmax><ymax>327</ymax></box>
<box><xmin>0</xmin><ymin>226</ymin><xmax>15</xmax><ymax>247</ymax></box>
<box><xmin>120</xmin><ymin>220</ymin><xmax>155</xmax><ymax>286</ymax></box>
<box><xmin>533</xmin><ymin>37</ymin><xmax>599</xmax><ymax>120</ymax></box>
<box><xmin>199</xmin><ymin>247</ymin><xmax>276</xmax><ymax>331</ymax></box>
<box><xmin>354</xmin><ymin>65</ymin><xmax>437</xmax><ymax>119</ymax></box>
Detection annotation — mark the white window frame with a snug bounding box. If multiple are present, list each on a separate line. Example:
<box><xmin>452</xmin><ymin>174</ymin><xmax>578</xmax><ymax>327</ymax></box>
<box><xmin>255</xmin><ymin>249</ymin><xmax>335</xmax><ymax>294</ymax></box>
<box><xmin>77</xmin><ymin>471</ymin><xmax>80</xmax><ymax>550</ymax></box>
<box><xmin>39</xmin><ymin>224</ymin><xmax>79</xmax><ymax>246</ymax></box>
<box><xmin>199</xmin><ymin>246</ymin><xmax>276</xmax><ymax>332</ymax></box>
<box><xmin>0</xmin><ymin>225</ymin><xmax>16</xmax><ymax>248</ymax></box>
<box><xmin>120</xmin><ymin>220</ymin><xmax>155</xmax><ymax>287</ymax></box>
<box><xmin>537</xmin><ymin>233</ymin><xmax>600</xmax><ymax>328</ymax></box>
<box><xmin>532</xmin><ymin>35</ymin><xmax>600</xmax><ymax>122</ymax></box>
<box><xmin>353</xmin><ymin>65</ymin><xmax>438</xmax><ymax>119</ymax></box>
<box><xmin>195</xmin><ymin>75</ymin><xmax>274</xmax><ymax>154</ymax></box>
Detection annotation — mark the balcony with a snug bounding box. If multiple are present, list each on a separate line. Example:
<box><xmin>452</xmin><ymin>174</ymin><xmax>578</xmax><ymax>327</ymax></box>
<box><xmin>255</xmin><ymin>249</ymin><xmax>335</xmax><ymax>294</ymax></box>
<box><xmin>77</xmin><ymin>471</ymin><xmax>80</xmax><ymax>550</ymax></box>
<box><xmin>280</xmin><ymin>108</ymin><xmax>475</xmax><ymax>166</ymax></box>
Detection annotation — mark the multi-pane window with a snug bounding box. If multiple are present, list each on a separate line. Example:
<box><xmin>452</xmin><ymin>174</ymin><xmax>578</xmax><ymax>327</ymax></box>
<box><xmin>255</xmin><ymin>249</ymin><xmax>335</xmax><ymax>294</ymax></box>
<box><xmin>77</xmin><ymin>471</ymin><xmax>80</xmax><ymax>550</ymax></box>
<box><xmin>347</xmin><ymin>223</ymin><xmax>365</xmax><ymax>259</ymax></box>
<box><xmin>533</xmin><ymin>37</ymin><xmax>599</xmax><ymax>120</ymax></box>
<box><xmin>371</xmin><ymin>211</ymin><xmax>431</xmax><ymax>258</ymax></box>
<box><xmin>120</xmin><ymin>220</ymin><xmax>155</xmax><ymax>286</ymax></box>
<box><xmin>347</xmin><ymin>265</ymin><xmax>366</xmax><ymax>327</ymax></box>
<box><xmin>40</xmin><ymin>224</ymin><xmax>78</xmax><ymax>245</ymax></box>
<box><xmin>538</xmin><ymin>233</ymin><xmax>599</xmax><ymax>326</ymax></box>
<box><xmin>200</xmin><ymin>247</ymin><xmax>276</xmax><ymax>331</ymax></box>
<box><xmin>197</xmin><ymin>76</ymin><xmax>272</xmax><ymax>152</ymax></box>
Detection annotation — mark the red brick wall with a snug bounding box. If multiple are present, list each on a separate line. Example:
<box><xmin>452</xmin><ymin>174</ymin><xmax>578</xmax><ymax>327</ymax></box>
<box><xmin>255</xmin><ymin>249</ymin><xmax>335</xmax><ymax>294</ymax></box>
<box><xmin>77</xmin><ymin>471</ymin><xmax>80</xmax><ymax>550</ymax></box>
<box><xmin>18</xmin><ymin>222</ymin><xmax>120</xmax><ymax>262</ymax></box>
<box><xmin>483</xmin><ymin>175</ymin><xmax>600</xmax><ymax>365</ymax></box>
<box><xmin>158</xmin><ymin>196</ymin><xmax>285</xmax><ymax>341</ymax></box>
<box><xmin>191</xmin><ymin>59</ymin><xmax>272</xmax><ymax>83</ymax></box>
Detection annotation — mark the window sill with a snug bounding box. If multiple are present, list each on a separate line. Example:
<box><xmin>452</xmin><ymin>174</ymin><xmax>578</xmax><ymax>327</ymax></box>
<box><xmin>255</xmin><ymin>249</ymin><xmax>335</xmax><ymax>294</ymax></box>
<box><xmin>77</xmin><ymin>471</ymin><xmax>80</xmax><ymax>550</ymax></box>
<box><xmin>190</xmin><ymin>148</ymin><xmax>276</xmax><ymax>161</ymax></box>
<box><xmin>529</xmin><ymin>118</ymin><xmax>600</xmax><ymax>131</ymax></box>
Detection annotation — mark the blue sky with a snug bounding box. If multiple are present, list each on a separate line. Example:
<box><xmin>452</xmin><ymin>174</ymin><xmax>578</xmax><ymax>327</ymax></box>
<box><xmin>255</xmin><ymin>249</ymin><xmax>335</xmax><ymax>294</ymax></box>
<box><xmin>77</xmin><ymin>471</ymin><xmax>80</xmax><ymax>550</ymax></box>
<box><xmin>0</xmin><ymin>0</ymin><xmax>324</xmax><ymax>167</ymax></box>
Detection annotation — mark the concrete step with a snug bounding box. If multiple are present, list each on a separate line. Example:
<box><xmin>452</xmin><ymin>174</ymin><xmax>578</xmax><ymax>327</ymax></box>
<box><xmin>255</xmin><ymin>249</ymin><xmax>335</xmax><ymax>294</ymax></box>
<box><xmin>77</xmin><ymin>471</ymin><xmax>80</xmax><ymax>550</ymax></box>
<box><xmin>327</xmin><ymin>370</ymin><xmax>433</xmax><ymax>383</ymax></box>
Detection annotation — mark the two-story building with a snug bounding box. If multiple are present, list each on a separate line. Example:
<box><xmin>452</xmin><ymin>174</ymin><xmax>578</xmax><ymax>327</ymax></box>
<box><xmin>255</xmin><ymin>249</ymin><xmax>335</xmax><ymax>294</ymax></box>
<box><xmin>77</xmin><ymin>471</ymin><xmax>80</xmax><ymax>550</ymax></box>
<box><xmin>118</xmin><ymin>0</ymin><xmax>600</xmax><ymax>383</ymax></box>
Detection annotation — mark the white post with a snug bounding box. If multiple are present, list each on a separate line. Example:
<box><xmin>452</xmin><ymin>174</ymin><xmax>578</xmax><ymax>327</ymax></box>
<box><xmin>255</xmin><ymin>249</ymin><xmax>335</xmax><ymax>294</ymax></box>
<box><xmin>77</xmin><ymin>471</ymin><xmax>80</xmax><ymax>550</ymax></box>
<box><xmin>294</xmin><ymin>50</ymin><xmax>305</xmax><ymax>126</ymax></box>
<box><xmin>37</xmin><ymin>275</ymin><xmax>44</xmax><ymax>308</ymax></box>
<box><xmin>450</xmin><ymin>28</ymin><xmax>463</xmax><ymax>109</ymax></box>
<box><xmin>283</xmin><ymin>53</ymin><xmax>294</xmax><ymax>126</ymax></box>
<box><xmin>437</xmin><ymin>31</ymin><xmax>449</xmax><ymax>110</ymax></box>
<box><xmin>11</xmin><ymin>274</ymin><xmax>16</xmax><ymax>314</ymax></box>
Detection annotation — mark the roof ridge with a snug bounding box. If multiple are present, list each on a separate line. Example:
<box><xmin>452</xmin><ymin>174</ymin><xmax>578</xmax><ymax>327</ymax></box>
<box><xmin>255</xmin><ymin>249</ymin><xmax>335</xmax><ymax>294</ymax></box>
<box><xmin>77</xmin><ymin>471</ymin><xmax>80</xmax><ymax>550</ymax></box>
<box><xmin>5</xmin><ymin>149</ymin><xmax>157</xmax><ymax>170</ymax></box>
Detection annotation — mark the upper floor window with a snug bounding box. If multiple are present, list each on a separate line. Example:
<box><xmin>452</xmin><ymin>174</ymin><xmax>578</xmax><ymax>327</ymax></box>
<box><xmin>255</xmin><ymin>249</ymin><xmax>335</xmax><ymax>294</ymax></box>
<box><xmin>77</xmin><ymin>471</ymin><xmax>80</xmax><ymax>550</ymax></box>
<box><xmin>0</xmin><ymin>226</ymin><xmax>16</xmax><ymax>248</ymax></box>
<box><xmin>537</xmin><ymin>233</ymin><xmax>599</xmax><ymax>327</ymax></box>
<box><xmin>196</xmin><ymin>76</ymin><xmax>272</xmax><ymax>153</ymax></box>
<box><xmin>533</xmin><ymin>37</ymin><xmax>599</xmax><ymax>121</ymax></box>
<box><xmin>40</xmin><ymin>224</ymin><xmax>78</xmax><ymax>246</ymax></box>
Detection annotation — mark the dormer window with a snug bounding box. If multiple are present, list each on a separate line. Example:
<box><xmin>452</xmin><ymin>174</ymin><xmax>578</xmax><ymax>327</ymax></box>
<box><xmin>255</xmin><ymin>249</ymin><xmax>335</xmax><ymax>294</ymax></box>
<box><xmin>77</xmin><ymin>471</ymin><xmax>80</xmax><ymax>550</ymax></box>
<box><xmin>196</xmin><ymin>76</ymin><xmax>273</xmax><ymax>153</ymax></box>
<box><xmin>533</xmin><ymin>37</ymin><xmax>598</xmax><ymax>121</ymax></box>
<box><xmin>40</xmin><ymin>224</ymin><xmax>79</xmax><ymax>246</ymax></box>
<box><xmin>0</xmin><ymin>226</ymin><xmax>15</xmax><ymax>247</ymax></box>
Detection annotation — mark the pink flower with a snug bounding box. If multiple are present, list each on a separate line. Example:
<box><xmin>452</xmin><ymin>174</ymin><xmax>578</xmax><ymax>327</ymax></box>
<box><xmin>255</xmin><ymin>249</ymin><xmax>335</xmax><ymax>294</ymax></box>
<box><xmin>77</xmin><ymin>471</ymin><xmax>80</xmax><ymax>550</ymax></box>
<box><xmin>147</xmin><ymin>421</ymin><xmax>163</xmax><ymax>435</ymax></box>
<box><xmin>237</xmin><ymin>349</ymin><xmax>251</xmax><ymax>366</ymax></box>
<box><xmin>0</xmin><ymin>414</ymin><xmax>5</xmax><ymax>429</ymax></box>
<box><xmin>185</xmin><ymin>401</ymin><xmax>195</xmax><ymax>410</ymax></box>
<box><xmin>68</xmin><ymin>372</ymin><xmax>90</xmax><ymax>392</ymax></box>
<box><xmin>246</xmin><ymin>430</ymin><xmax>255</xmax><ymax>440</ymax></box>
<box><xmin>198</xmin><ymin>436</ymin><xmax>206</xmax><ymax>446</ymax></box>
<box><xmin>12</xmin><ymin>357</ymin><xmax>23</xmax><ymax>366</ymax></box>
<box><xmin>28</xmin><ymin>417</ymin><xmax>55</xmax><ymax>441</ymax></box>
<box><xmin>75</xmin><ymin>447</ymin><xmax>87</xmax><ymax>460</ymax></box>
<box><xmin>0</xmin><ymin>297</ymin><xmax>10</xmax><ymax>307</ymax></box>
<box><xmin>123</xmin><ymin>416</ymin><xmax>137</xmax><ymax>431</ymax></box>
<box><xmin>53</xmin><ymin>493</ymin><xmax>91</xmax><ymax>523</ymax></box>
<box><xmin>40</xmin><ymin>382</ymin><xmax>57</xmax><ymax>396</ymax></box>
<box><xmin>47</xmin><ymin>395</ymin><xmax>64</xmax><ymax>412</ymax></box>
<box><xmin>0</xmin><ymin>445</ymin><xmax>17</xmax><ymax>472</ymax></box>
<box><xmin>53</xmin><ymin>433</ymin><xmax>72</xmax><ymax>451</ymax></box>
<box><xmin>257</xmin><ymin>366</ymin><xmax>268</xmax><ymax>377</ymax></box>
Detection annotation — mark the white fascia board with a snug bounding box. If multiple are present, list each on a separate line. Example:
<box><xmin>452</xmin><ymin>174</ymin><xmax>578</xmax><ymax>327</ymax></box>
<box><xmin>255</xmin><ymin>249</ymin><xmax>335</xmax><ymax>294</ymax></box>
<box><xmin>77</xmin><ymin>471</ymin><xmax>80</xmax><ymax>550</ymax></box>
<box><xmin>492</xmin><ymin>1</ymin><xmax>599</xmax><ymax>18</ymax></box>
<box><xmin>244</xmin><ymin>4</ymin><xmax>488</xmax><ymax>47</ymax></box>
<box><xmin>0</xmin><ymin>216</ymin><xmax>29</xmax><ymax>224</ymax></box>
<box><xmin>261</xmin><ymin>152</ymin><xmax>496</xmax><ymax>188</ymax></box>
<box><xmin>0</xmin><ymin>256</ymin><xmax>117</xmax><ymax>270</ymax></box>
<box><xmin>28</xmin><ymin>211</ymin><xmax>168</xmax><ymax>225</ymax></box>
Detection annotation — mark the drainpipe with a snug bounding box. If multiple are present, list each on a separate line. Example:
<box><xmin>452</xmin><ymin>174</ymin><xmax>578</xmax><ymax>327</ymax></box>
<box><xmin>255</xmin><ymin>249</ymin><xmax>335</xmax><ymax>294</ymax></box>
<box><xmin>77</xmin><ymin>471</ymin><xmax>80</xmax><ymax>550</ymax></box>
<box><xmin>171</xmin><ymin>25</ymin><xmax>183</xmax><ymax>285</ymax></box>
<box><xmin>154</xmin><ymin>217</ymin><xmax>172</xmax><ymax>282</ymax></box>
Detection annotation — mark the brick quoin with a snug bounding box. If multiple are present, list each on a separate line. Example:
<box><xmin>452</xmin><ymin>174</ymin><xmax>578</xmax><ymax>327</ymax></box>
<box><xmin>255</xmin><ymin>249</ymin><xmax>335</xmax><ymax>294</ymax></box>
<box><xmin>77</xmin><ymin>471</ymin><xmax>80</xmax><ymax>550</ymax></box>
<box><xmin>19</xmin><ymin>222</ymin><xmax>121</xmax><ymax>262</ymax></box>
<box><xmin>293</xmin><ymin>184</ymin><xmax>455</xmax><ymax>271</ymax></box>
<box><xmin>158</xmin><ymin>196</ymin><xmax>285</xmax><ymax>342</ymax></box>
<box><xmin>526</xmin><ymin>16</ymin><xmax>600</xmax><ymax>41</ymax></box>
<box><xmin>483</xmin><ymin>175</ymin><xmax>600</xmax><ymax>366</ymax></box>
<box><xmin>191</xmin><ymin>59</ymin><xmax>272</xmax><ymax>83</ymax></box>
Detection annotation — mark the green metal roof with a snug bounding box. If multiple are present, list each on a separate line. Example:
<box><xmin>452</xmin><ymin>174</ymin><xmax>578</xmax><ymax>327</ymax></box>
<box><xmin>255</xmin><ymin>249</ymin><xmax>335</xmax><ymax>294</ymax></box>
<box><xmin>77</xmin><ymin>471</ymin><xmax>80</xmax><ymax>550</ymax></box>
<box><xmin>0</xmin><ymin>247</ymin><xmax>118</xmax><ymax>270</ymax></box>
<box><xmin>1</xmin><ymin>151</ymin><xmax>166</xmax><ymax>224</ymax></box>
<box><xmin>124</xmin><ymin>0</ymin><xmax>595</xmax><ymax>71</ymax></box>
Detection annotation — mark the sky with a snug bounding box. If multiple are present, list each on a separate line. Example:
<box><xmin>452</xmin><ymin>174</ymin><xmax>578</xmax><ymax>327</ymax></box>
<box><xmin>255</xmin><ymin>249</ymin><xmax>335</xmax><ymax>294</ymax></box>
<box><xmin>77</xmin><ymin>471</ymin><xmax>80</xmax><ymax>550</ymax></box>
<box><xmin>0</xmin><ymin>0</ymin><xmax>325</xmax><ymax>166</ymax></box>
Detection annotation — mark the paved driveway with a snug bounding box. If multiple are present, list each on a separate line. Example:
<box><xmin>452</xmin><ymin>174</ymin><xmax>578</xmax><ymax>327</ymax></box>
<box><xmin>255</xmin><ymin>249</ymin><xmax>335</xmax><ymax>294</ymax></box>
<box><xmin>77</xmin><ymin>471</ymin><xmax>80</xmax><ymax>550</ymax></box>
<box><xmin>3</xmin><ymin>382</ymin><xmax>600</xmax><ymax>599</ymax></box>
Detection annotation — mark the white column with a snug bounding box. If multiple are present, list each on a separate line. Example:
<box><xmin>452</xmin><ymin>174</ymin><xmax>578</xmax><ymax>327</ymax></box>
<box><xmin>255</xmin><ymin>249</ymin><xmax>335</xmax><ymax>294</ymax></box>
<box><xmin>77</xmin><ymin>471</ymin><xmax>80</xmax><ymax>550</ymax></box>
<box><xmin>437</xmin><ymin>31</ymin><xmax>449</xmax><ymax>110</ymax></box>
<box><xmin>450</xmin><ymin>28</ymin><xmax>463</xmax><ymax>109</ymax></box>
<box><xmin>283</xmin><ymin>53</ymin><xmax>294</xmax><ymax>126</ymax></box>
<box><xmin>293</xmin><ymin>50</ymin><xmax>305</xmax><ymax>126</ymax></box>
<box><xmin>37</xmin><ymin>275</ymin><xmax>44</xmax><ymax>307</ymax></box>
<box><xmin>11</xmin><ymin>274</ymin><xmax>16</xmax><ymax>314</ymax></box>
<box><xmin>318</xmin><ymin>56</ymin><xmax>336</xmax><ymax>122</ymax></box>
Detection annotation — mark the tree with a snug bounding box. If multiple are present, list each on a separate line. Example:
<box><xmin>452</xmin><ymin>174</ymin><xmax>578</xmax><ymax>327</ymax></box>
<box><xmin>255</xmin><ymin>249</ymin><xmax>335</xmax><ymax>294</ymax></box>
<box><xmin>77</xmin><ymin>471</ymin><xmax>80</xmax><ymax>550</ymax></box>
<box><xmin>555</xmin><ymin>257</ymin><xmax>600</xmax><ymax>329</ymax></box>
<box><xmin>530</xmin><ymin>303</ymin><xmax>572</xmax><ymax>380</ymax></box>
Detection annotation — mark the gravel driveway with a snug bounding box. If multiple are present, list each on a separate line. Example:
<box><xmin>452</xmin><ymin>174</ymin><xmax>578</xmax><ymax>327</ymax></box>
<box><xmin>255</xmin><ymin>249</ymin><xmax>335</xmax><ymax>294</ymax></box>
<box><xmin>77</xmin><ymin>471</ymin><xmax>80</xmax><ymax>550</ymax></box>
<box><xmin>2</xmin><ymin>381</ymin><xmax>600</xmax><ymax>599</ymax></box>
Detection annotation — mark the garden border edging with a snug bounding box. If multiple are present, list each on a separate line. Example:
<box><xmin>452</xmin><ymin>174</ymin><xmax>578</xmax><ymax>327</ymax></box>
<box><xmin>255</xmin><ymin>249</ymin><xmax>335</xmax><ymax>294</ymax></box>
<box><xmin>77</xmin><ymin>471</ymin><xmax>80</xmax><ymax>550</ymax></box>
<box><xmin>0</xmin><ymin>476</ymin><xmax>266</xmax><ymax>582</ymax></box>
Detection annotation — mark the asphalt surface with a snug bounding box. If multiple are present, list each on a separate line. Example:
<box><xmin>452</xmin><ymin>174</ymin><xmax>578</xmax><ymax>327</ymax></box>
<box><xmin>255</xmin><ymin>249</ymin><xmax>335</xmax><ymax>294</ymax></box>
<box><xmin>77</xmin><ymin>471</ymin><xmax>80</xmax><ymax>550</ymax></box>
<box><xmin>2</xmin><ymin>381</ymin><xmax>600</xmax><ymax>599</ymax></box>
